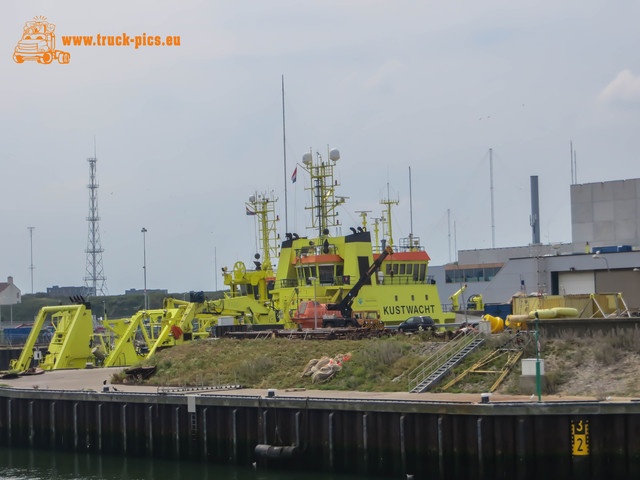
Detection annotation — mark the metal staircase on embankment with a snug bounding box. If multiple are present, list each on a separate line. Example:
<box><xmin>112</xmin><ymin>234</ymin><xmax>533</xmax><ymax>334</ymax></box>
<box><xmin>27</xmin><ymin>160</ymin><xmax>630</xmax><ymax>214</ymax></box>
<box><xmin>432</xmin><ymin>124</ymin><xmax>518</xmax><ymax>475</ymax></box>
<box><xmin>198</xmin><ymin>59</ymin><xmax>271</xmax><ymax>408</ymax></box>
<box><xmin>440</xmin><ymin>331</ymin><xmax>532</xmax><ymax>393</ymax></box>
<box><xmin>407</xmin><ymin>331</ymin><xmax>485</xmax><ymax>393</ymax></box>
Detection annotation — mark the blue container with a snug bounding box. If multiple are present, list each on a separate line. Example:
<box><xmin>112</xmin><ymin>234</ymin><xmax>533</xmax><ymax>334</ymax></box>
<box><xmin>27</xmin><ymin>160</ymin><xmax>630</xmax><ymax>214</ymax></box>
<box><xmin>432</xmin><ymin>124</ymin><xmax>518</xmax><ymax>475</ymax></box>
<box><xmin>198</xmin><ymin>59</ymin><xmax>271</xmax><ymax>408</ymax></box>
<box><xmin>484</xmin><ymin>303</ymin><xmax>512</xmax><ymax>319</ymax></box>
<box><xmin>3</xmin><ymin>326</ymin><xmax>33</xmax><ymax>342</ymax></box>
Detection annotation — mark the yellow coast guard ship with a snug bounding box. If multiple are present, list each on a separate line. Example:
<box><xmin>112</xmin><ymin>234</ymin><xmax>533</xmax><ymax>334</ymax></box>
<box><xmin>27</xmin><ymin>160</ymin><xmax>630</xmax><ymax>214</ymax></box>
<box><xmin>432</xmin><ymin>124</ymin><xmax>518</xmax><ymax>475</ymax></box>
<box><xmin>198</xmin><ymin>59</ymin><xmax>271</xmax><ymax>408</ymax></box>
<box><xmin>239</xmin><ymin>146</ymin><xmax>456</xmax><ymax>328</ymax></box>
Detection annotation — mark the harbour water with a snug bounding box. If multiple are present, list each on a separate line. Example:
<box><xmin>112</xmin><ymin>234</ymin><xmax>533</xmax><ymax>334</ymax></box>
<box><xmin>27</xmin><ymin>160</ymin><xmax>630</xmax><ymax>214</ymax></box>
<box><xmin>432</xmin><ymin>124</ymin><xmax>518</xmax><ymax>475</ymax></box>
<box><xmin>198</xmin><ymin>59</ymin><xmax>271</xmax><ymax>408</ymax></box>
<box><xmin>0</xmin><ymin>447</ymin><xmax>375</xmax><ymax>480</ymax></box>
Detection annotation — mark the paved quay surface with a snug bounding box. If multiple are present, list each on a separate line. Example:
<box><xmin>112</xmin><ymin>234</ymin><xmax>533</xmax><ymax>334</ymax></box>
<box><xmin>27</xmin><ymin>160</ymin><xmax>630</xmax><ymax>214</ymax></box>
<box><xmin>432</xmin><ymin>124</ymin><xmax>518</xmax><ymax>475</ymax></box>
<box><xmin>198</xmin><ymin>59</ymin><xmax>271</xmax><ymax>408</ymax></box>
<box><xmin>0</xmin><ymin>368</ymin><xmax>632</xmax><ymax>404</ymax></box>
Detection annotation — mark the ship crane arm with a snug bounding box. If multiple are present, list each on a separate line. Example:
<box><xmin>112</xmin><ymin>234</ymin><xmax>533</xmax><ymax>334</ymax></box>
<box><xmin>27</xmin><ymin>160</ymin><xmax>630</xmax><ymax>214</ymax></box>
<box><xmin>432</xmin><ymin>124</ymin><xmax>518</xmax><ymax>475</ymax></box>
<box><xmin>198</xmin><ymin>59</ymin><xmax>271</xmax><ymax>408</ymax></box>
<box><xmin>328</xmin><ymin>246</ymin><xmax>393</xmax><ymax>318</ymax></box>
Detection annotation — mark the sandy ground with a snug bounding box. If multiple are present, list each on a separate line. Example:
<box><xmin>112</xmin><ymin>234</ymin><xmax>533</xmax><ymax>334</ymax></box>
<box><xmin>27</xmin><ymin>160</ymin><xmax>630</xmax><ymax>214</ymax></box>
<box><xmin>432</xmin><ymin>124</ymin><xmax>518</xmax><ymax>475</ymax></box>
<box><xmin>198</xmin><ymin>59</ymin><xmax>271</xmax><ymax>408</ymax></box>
<box><xmin>0</xmin><ymin>367</ymin><xmax>628</xmax><ymax>404</ymax></box>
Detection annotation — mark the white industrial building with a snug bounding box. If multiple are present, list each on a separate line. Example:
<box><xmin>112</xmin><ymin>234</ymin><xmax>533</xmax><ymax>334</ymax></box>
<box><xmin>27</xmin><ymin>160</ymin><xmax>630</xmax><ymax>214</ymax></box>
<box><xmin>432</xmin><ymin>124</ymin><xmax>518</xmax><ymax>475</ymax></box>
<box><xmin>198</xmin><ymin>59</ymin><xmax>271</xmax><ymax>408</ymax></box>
<box><xmin>431</xmin><ymin>178</ymin><xmax>640</xmax><ymax>311</ymax></box>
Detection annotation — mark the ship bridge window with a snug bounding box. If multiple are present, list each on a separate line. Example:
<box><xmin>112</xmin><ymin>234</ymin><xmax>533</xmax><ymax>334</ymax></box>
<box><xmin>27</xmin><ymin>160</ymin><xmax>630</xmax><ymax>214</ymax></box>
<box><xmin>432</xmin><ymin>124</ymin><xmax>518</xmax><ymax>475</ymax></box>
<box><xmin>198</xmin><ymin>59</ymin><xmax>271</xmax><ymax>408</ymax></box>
<box><xmin>382</xmin><ymin>263</ymin><xmax>424</xmax><ymax>284</ymax></box>
<box><xmin>319</xmin><ymin>265</ymin><xmax>334</xmax><ymax>284</ymax></box>
<box><xmin>413</xmin><ymin>264</ymin><xmax>426</xmax><ymax>282</ymax></box>
<box><xmin>385</xmin><ymin>264</ymin><xmax>400</xmax><ymax>275</ymax></box>
<box><xmin>248</xmin><ymin>284</ymin><xmax>262</xmax><ymax>299</ymax></box>
<box><xmin>298</xmin><ymin>266</ymin><xmax>317</xmax><ymax>283</ymax></box>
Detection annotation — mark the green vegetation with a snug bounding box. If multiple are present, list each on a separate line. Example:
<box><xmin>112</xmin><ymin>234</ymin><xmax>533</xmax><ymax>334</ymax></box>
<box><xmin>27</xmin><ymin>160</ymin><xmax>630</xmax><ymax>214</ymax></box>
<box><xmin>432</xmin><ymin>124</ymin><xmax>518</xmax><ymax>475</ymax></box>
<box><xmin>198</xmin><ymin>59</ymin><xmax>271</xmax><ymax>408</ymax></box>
<box><xmin>115</xmin><ymin>333</ymin><xmax>445</xmax><ymax>391</ymax></box>
<box><xmin>115</xmin><ymin>328</ymin><xmax>640</xmax><ymax>398</ymax></box>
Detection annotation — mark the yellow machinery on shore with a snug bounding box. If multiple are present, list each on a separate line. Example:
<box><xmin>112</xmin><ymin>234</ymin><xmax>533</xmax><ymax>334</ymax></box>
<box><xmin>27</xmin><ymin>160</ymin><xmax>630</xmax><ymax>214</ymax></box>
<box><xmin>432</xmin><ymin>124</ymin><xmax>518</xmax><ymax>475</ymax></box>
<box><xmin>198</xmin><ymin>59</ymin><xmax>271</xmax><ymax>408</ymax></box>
<box><xmin>467</xmin><ymin>294</ymin><xmax>484</xmax><ymax>311</ymax></box>
<box><xmin>7</xmin><ymin>291</ymin><xmax>280</xmax><ymax>373</ymax></box>
<box><xmin>449</xmin><ymin>285</ymin><xmax>483</xmax><ymax>312</ymax></box>
<box><xmin>449</xmin><ymin>285</ymin><xmax>467</xmax><ymax>311</ymax></box>
<box><xmin>9</xmin><ymin>303</ymin><xmax>94</xmax><ymax>372</ymax></box>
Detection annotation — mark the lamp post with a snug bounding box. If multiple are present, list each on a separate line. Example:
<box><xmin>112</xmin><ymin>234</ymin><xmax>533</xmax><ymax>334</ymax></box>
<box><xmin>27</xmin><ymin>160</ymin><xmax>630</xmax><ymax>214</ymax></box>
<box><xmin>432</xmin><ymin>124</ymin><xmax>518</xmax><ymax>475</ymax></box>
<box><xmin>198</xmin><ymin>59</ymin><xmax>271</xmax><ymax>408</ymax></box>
<box><xmin>141</xmin><ymin>227</ymin><xmax>148</xmax><ymax>310</ymax></box>
<box><xmin>214</xmin><ymin>245</ymin><xmax>218</xmax><ymax>292</ymax></box>
<box><xmin>592</xmin><ymin>251</ymin><xmax>610</xmax><ymax>271</ymax></box>
<box><xmin>309</xmin><ymin>277</ymin><xmax>317</xmax><ymax>329</ymax></box>
<box><xmin>28</xmin><ymin>226</ymin><xmax>35</xmax><ymax>294</ymax></box>
<box><xmin>534</xmin><ymin>311</ymin><xmax>542</xmax><ymax>402</ymax></box>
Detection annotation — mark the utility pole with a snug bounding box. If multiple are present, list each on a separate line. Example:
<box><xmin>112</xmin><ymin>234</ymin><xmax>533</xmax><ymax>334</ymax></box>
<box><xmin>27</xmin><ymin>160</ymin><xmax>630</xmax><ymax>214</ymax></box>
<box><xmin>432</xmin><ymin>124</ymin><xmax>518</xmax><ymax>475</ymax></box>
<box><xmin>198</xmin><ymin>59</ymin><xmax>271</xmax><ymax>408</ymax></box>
<box><xmin>28</xmin><ymin>226</ymin><xmax>35</xmax><ymax>293</ymax></box>
<box><xmin>141</xmin><ymin>227</ymin><xmax>148</xmax><ymax>310</ymax></box>
<box><xmin>489</xmin><ymin>148</ymin><xmax>495</xmax><ymax>248</ymax></box>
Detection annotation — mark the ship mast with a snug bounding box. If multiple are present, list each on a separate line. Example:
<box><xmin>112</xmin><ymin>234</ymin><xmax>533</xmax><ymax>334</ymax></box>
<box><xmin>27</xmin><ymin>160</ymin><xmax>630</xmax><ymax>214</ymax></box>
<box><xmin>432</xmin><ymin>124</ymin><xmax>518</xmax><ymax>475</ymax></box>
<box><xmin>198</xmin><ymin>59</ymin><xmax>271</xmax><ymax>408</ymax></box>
<box><xmin>246</xmin><ymin>191</ymin><xmax>279</xmax><ymax>271</ymax></box>
<box><xmin>356</xmin><ymin>210</ymin><xmax>371</xmax><ymax>231</ymax></box>
<box><xmin>301</xmin><ymin>147</ymin><xmax>344</xmax><ymax>237</ymax></box>
<box><xmin>380</xmin><ymin>182</ymin><xmax>399</xmax><ymax>248</ymax></box>
<box><xmin>372</xmin><ymin>217</ymin><xmax>382</xmax><ymax>253</ymax></box>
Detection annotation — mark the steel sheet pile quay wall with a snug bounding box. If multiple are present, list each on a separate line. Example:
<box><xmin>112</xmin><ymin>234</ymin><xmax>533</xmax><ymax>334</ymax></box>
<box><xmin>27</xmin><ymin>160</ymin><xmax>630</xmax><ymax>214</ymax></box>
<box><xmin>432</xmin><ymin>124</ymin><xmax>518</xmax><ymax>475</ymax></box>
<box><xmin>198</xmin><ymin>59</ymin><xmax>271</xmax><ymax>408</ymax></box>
<box><xmin>1</xmin><ymin>388</ymin><xmax>640</xmax><ymax>479</ymax></box>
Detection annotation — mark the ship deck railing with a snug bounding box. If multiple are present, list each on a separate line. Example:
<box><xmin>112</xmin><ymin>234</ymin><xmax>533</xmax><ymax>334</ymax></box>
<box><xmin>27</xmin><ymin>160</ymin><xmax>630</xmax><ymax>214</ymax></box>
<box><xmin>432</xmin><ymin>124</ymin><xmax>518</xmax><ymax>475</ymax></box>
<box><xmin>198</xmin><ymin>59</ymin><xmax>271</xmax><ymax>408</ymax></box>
<box><xmin>380</xmin><ymin>275</ymin><xmax>435</xmax><ymax>286</ymax></box>
<box><xmin>279</xmin><ymin>277</ymin><xmax>346</xmax><ymax>289</ymax></box>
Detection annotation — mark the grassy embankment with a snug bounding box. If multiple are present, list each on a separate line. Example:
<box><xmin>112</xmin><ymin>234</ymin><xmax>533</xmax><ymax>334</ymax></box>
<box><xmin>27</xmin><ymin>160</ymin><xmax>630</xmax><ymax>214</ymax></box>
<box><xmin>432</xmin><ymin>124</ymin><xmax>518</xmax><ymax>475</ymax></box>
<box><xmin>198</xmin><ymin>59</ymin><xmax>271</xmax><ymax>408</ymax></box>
<box><xmin>117</xmin><ymin>328</ymin><xmax>640</xmax><ymax>397</ymax></box>
<box><xmin>115</xmin><ymin>332</ymin><xmax>444</xmax><ymax>391</ymax></box>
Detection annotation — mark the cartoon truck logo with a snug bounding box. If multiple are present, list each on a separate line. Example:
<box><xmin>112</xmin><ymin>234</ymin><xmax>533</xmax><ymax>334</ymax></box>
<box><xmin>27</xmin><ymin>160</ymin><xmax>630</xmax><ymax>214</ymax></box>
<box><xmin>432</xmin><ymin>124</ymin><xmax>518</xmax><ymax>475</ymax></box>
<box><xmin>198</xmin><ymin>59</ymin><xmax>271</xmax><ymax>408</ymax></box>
<box><xmin>13</xmin><ymin>16</ymin><xmax>70</xmax><ymax>64</ymax></box>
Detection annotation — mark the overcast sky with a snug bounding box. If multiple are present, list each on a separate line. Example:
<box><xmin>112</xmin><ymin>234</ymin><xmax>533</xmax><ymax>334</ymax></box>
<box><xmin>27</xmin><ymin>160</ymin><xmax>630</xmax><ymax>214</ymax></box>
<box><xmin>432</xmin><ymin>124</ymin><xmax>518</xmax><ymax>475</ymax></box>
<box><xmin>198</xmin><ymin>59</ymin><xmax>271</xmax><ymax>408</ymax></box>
<box><xmin>2</xmin><ymin>0</ymin><xmax>640</xmax><ymax>295</ymax></box>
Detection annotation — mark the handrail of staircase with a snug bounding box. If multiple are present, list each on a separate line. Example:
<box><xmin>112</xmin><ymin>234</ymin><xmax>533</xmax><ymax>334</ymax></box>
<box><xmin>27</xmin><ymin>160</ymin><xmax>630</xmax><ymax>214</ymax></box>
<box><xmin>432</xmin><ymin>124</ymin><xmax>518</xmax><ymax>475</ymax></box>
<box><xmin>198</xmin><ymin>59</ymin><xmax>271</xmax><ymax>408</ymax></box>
<box><xmin>407</xmin><ymin>331</ymin><xmax>483</xmax><ymax>392</ymax></box>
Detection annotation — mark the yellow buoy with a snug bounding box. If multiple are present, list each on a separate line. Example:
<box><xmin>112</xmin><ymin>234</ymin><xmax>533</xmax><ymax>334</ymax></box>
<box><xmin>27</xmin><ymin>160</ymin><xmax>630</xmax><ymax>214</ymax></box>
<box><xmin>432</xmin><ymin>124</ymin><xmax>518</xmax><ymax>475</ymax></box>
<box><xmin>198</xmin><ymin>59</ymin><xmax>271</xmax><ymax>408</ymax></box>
<box><xmin>551</xmin><ymin>307</ymin><xmax>579</xmax><ymax>317</ymax></box>
<box><xmin>482</xmin><ymin>314</ymin><xmax>504</xmax><ymax>333</ymax></box>
<box><xmin>528</xmin><ymin>309</ymin><xmax>557</xmax><ymax>319</ymax></box>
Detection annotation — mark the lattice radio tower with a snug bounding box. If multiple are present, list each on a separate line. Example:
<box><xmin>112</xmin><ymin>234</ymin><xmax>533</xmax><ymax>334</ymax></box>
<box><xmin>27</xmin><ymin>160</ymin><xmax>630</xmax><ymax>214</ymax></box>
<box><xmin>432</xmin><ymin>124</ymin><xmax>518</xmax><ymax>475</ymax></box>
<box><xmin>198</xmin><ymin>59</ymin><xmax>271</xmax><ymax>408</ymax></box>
<box><xmin>83</xmin><ymin>150</ymin><xmax>107</xmax><ymax>296</ymax></box>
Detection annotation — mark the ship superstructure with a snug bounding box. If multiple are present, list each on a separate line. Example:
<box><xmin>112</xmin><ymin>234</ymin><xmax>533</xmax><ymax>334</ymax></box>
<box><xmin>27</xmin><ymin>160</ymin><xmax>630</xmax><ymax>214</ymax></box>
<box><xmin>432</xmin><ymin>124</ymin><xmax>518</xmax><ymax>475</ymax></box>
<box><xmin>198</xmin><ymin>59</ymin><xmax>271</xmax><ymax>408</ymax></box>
<box><xmin>269</xmin><ymin>147</ymin><xmax>455</xmax><ymax>327</ymax></box>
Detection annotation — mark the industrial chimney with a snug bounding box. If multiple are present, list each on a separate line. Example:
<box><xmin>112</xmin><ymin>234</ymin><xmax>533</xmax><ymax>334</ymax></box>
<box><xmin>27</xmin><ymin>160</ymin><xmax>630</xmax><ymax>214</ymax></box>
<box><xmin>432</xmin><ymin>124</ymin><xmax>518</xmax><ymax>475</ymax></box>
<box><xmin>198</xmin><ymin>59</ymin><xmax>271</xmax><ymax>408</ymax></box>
<box><xmin>530</xmin><ymin>175</ymin><xmax>540</xmax><ymax>244</ymax></box>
